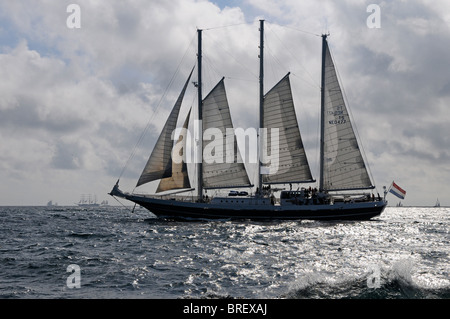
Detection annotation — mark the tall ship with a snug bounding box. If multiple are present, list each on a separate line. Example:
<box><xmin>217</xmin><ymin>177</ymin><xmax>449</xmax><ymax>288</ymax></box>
<box><xmin>77</xmin><ymin>194</ymin><xmax>100</xmax><ymax>207</ymax></box>
<box><xmin>110</xmin><ymin>20</ymin><xmax>387</xmax><ymax>220</ymax></box>
<box><xmin>434</xmin><ymin>198</ymin><xmax>440</xmax><ymax>207</ymax></box>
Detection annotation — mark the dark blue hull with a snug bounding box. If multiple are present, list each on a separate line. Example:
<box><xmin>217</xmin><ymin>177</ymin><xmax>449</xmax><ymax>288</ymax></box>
<box><xmin>137</xmin><ymin>201</ymin><xmax>385</xmax><ymax>221</ymax></box>
<box><xmin>111</xmin><ymin>187</ymin><xmax>386</xmax><ymax>221</ymax></box>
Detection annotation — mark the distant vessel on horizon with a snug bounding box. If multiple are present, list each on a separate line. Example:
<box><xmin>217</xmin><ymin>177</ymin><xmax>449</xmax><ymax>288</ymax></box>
<box><xmin>101</xmin><ymin>200</ymin><xmax>110</xmax><ymax>206</ymax></box>
<box><xmin>47</xmin><ymin>200</ymin><xmax>58</xmax><ymax>207</ymax></box>
<box><xmin>77</xmin><ymin>194</ymin><xmax>100</xmax><ymax>207</ymax></box>
<box><xmin>434</xmin><ymin>198</ymin><xmax>440</xmax><ymax>207</ymax></box>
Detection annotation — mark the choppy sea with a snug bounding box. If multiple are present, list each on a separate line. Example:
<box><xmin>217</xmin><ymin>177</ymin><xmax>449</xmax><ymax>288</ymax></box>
<box><xmin>0</xmin><ymin>206</ymin><xmax>448</xmax><ymax>301</ymax></box>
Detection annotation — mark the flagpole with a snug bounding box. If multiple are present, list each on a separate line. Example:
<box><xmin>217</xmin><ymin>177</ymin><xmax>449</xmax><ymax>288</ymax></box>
<box><xmin>384</xmin><ymin>181</ymin><xmax>392</xmax><ymax>200</ymax></box>
<box><xmin>387</xmin><ymin>181</ymin><xmax>406</xmax><ymax>200</ymax></box>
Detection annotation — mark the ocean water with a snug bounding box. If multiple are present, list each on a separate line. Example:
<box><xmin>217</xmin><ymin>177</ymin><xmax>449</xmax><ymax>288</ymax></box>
<box><xmin>0</xmin><ymin>206</ymin><xmax>448</xmax><ymax>299</ymax></box>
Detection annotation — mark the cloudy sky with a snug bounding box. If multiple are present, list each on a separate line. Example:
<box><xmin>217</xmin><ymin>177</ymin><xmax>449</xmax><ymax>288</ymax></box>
<box><xmin>1</xmin><ymin>0</ymin><xmax>449</xmax><ymax>206</ymax></box>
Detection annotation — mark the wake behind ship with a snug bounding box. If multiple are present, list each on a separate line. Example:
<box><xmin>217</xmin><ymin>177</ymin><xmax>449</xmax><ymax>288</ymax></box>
<box><xmin>110</xmin><ymin>20</ymin><xmax>387</xmax><ymax>220</ymax></box>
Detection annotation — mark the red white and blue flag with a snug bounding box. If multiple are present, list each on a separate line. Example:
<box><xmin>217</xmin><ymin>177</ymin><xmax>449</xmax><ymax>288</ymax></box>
<box><xmin>389</xmin><ymin>181</ymin><xmax>406</xmax><ymax>199</ymax></box>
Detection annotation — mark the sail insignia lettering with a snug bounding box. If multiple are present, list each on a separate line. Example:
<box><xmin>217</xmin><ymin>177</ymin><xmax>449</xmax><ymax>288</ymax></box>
<box><xmin>329</xmin><ymin>117</ymin><xmax>347</xmax><ymax>125</ymax></box>
<box><xmin>327</xmin><ymin>110</ymin><xmax>343</xmax><ymax>116</ymax></box>
<box><xmin>328</xmin><ymin>105</ymin><xmax>346</xmax><ymax>125</ymax></box>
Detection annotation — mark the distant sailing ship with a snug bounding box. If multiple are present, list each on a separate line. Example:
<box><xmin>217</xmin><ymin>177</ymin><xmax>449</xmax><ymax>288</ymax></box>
<box><xmin>101</xmin><ymin>200</ymin><xmax>109</xmax><ymax>206</ymax></box>
<box><xmin>47</xmin><ymin>200</ymin><xmax>58</xmax><ymax>207</ymax></box>
<box><xmin>110</xmin><ymin>20</ymin><xmax>387</xmax><ymax>220</ymax></box>
<box><xmin>77</xmin><ymin>194</ymin><xmax>100</xmax><ymax>207</ymax></box>
<box><xmin>435</xmin><ymin>198</ymin><xmax>440</xmax><ymax>207</ymax></box>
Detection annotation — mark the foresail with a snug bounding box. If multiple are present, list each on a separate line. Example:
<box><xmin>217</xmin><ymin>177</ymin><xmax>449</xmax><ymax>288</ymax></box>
<box><xmin>136</xmin><ymin>69</ymin><xmax>193</xmax><ymax>187</ymax></box>
<box><xmin>156</xmin><ymin>109</ymin><xmax>192</xmax><ymax>192</ymax></box>
<box><xmin>262</xmin><ymin>74</ymin><xmax>314</xmax><ymax>184</ymax></box>
<box><xmin>322</xmin><ymin>41</ymin><xmax>373</xmax><ymax>191</ymax></box>
<box><xmin>202</xmin><ymin>78</ymin><xmax>252</xmax><ymax>189</ymax></box>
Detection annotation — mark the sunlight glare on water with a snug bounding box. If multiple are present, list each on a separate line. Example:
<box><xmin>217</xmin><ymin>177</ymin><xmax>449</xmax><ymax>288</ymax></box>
<box><xmin>0</xmin><ymin>206</ymin><xmax>448</xmax><ymax>299</ymax></box>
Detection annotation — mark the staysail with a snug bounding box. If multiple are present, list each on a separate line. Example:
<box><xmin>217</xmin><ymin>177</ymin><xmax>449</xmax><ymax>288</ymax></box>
<box><xmin>262</xmin><ymin>73</ymin><xmax>314</xmax><ymax>184</ymax></box>
<box><xmin>322</xmin><ymin>40</ymin><xmax>373</xmax><ymax>191</ymax></box>
<box><xmin>156</xmin><ymin>109</ymin><xmax>192</xmax><ymax>192</ymax></box>
<box><xmin>136</xmin><ymin>69</ymin><xmax>193</xmax><ymax>187</ymax></box>
<box><xmin>202</xmin><ymin>78</ymin><xmax>252</xmax><ymax>189</ymax></box>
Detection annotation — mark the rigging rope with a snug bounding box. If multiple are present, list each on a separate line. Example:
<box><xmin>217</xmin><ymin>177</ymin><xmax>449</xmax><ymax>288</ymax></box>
<box><xmin>110</xmin><ymin>194</ymin><xmax>136</xmax><ymax>213</ymax></box>
<box><xmin>202</xmin><ymin>22</ymin><xmax>248</xmax><ymax>31</ymax></box>
<box><xmin>266</xmin><ymin>24</ymin><xmax>320</xmax><ymax>90</ymax></box>
<box><xmin>117</xmin><ymin>33</ymin><xmax>197</xmax><ymax>182</ymax></box>
<box><xmin>282</xmin><ymin>25</ymin><xmax>322</xmax><ymax>38</ymax></box>
<box><xmin>203</xmin><ymin>30</ymin><xmax>258</xmax><ymax>80</ymax></box>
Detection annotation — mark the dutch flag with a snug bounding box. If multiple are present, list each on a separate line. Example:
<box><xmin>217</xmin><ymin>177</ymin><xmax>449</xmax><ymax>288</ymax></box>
<box><xmin>389</xmin><ymin>181</ymin><xmax>406</xmax><ymax>199</ymax></box>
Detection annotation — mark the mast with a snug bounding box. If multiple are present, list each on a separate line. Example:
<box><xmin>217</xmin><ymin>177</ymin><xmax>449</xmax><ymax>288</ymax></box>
<box><xmin>319</xmin><ymin>34</ymin><xmax>327</xmax><ymax>192</ymax></box>
<box><xmin>258</xmin><ymin>19</ymin><xmax>264</xmax><ymax>195</ymax></box>
<box><xmin>197</xmin><ymin>29</ymin><xmax>203</xmax><ymax>201</ymax></box>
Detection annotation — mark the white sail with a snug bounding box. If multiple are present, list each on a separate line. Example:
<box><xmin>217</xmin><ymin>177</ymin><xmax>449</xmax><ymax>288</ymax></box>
<box><xmin>322</xmin><ymin>41</ymin><xmax>373</xmax><ymax>191</ymax></box>
<box><xmin>156</xmin><ymin>109</ymin><xmax>192</xmax><ymax>192</ymax></box>
<box><xmin>202</xmin><ymin>78</ymin><xmax>252</xmax><ymax>189</ymax></box>
<box><xmin>136</xmin><ymin>69</ymin><xmax>193</xmax><ymax>187</ymax></box>
<box><xmin>262</xmin><ymin>73</ymin><xmax>314</xmax><ymax>184</ymax></box>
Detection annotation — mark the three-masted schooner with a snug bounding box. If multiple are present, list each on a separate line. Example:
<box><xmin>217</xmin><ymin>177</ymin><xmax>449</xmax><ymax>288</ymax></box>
<box><xmin>110</xmin><ymin>20</ymin><xmax>387</xmax><ymax>220</ymax></box>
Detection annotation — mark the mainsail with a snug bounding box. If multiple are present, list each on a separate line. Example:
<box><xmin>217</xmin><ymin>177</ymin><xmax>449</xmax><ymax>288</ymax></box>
<box><xmin>202</xmin><ymin>78</ymin><xmax>252</xmax><ymax>189</ymax></box>
<box><xmin>136</xmin><ymin>69</ymin><xmax>193</xmax><ymax>187</ymax></box>
<box><xmin>262</xmin><ymin>73</ymin><xmax>314</xmax><ymax>184</ymax></box>
<box><xmin>322</xmin><ymin>40</ymin><xmax>373</xmax><ymax>191</ymax></box>
<box><xmin>156</xmin><ymin>109</ymin><xmax>192</xmax><ymax>192</ymax></box>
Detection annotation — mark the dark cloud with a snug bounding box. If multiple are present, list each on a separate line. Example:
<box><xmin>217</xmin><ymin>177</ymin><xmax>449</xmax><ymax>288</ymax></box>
<box><xmin>0</xmin><ymin>100</ymin><xmax>86</xmax><ymax>134</ymax></box>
